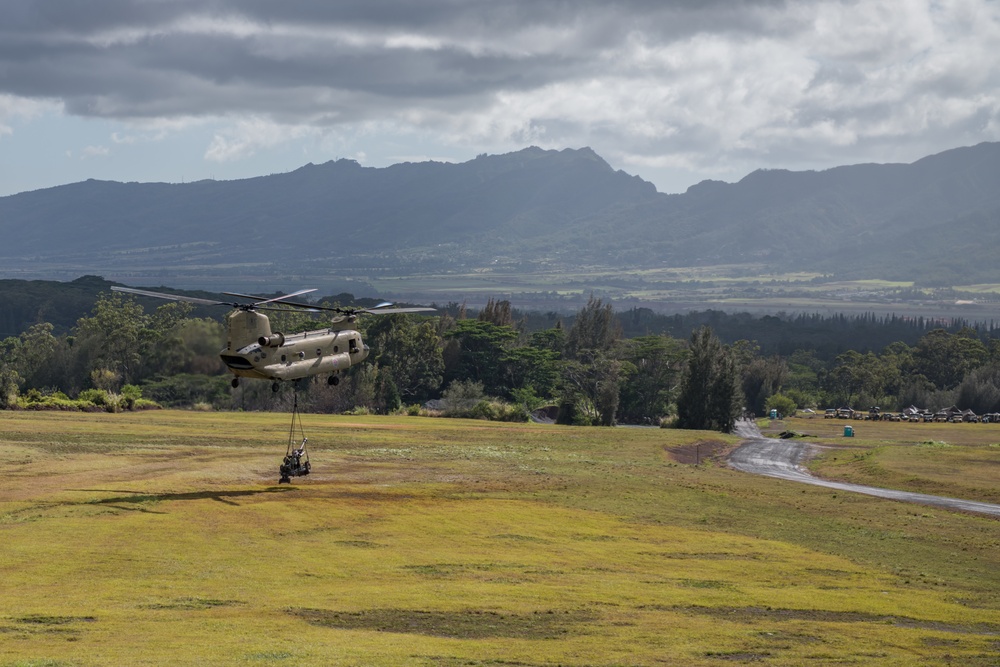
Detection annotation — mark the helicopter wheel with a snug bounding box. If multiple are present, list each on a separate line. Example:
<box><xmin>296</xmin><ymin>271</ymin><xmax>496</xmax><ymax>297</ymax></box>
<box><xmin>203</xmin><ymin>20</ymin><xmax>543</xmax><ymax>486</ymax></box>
<box><xmin>231</xmin><ymin>378</ymin><xmax>239</xmax><ymax>389</ymax></box>
<box><xmin>272</xmin><ymin>382</ymin><xmax>280</xmax><ymax>393</ymax></box>
<box><xmin>328</xmin><ymin>375</ymin><xmax>340</xmax><ymax>386</ymax></box>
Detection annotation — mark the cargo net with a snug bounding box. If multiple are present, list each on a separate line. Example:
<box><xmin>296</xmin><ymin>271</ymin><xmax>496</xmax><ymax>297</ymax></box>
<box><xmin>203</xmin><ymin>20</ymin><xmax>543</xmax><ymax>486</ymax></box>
<box><xmin>279</xmin><ymin>392</ymin><xmax>311</xmax><ymax>484</ymax></box>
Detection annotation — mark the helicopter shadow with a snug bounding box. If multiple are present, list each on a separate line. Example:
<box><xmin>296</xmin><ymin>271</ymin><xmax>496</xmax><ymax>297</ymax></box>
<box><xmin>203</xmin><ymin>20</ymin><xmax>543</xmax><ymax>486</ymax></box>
<box><xmin>72</xmin><ymin>486</ymin><xmax>299</xmax><ymax>513</ymax></box>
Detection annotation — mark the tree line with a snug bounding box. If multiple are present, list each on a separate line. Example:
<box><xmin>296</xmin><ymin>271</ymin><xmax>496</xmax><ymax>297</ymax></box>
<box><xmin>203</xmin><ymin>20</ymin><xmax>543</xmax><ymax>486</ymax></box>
<box><xmin>5</xmin><ymin>290</ymin><xmax>1000</xmax><ymax>431</ymax></box>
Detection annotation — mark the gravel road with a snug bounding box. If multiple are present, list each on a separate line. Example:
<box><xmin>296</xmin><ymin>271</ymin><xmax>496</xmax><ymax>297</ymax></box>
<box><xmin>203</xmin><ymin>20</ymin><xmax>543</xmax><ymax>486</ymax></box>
<box><xmin>729</xmin><ymin>420</ymin><xmax>1000</xmax><ymax>517</ymax></box>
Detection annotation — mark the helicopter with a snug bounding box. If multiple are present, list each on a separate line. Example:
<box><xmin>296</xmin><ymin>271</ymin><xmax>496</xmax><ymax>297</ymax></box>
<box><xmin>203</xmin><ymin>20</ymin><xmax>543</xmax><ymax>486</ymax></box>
<box><xmin>110</xmin><ymin>286</ymin><xmax>434</xmax><ymax>392</ymax></box>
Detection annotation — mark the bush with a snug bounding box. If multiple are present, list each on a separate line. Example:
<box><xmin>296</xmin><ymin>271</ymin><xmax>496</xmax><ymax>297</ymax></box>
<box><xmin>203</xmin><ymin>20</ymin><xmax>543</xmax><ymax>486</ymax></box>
<box><xmin>441</xmin><ymin>380</ymin><xmax>486</xmax><ymax>414</ymax></box>
<box><xmin>438</xmin><ymin>382</ymin><xmax>529</xmax><ymax>422</ymax></box>
<box><xmin>19</xmin><ymin>394</ymin><xmax>94</xmax><ymax>411</ymax></box>
<box><xmin>0</xmin><ymin>367</ymin><xmax>21</xmax><ymax>409</ymax></box>
<box><xmin>120</xmin><ymin>384</ymin><xmax>143</xmax><ymax>410</ymax></box>
<box><xmin>142</xmin><ymin>374</ymin><xmax>230</xmax><ymax>408</ymax></box>
<box><xmin>465</xmin><ymin>399</ymin><xmax>529</xmax><ymax>422</ymax></box>
<box><xmin>79</xmin><ymin>388</ymin><xmax>110</xmax><ymax>406</ymax></box>
<box><xmin>765</xmin><ymin>393</ymin><xmax>797</xmax><ymax>419</ymax></box>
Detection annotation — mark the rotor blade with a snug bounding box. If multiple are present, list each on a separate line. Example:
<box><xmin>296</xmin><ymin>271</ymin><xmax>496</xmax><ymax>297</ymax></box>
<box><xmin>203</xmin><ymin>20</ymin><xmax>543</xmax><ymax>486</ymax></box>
<box><xmin>222</xmin><ymin>289</ymin><xmax>318</xmax><ymax>309</ymax></box>
<box><xmin>221</xmin><ymin>291</ymin><xmax>271</xmax><ymax>301</ymax></box>
<box><xmin>111</xmin><ymin>286</ymin><xmax>231</xmax><ymax>307</ymax></box>
<box><xmin>254</xmin><ymin>304</ymin><xmax>320</xmax><ymax>313</ymax></box>
<box><xmin>362</xmin><ymin>307</ymin><xmax>437</xmax><ymax>315</ymax></box>
<box><xmin>303</xmin><ymin>303</ymin><xmax>436</xmax><ymax>316</ymax></box>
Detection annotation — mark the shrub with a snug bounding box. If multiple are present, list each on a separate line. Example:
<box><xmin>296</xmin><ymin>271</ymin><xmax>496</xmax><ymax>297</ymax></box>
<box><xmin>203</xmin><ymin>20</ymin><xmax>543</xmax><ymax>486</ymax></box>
<box><xmin>765</xmin><ymin>393</ymin><xmax>798</xmax><ymax>419</ymax></box>
<box><xmin>79</xmin><ymin>388</ymin><xmax>110</xmax><ymax>406</ymax></box>
<box><xmin>142</xmin><ymin>374</ymin><xmax>230</xmax><ymax>408</ymax></box>
<box><xmin>0</xmin><ymin>367</ymin><xmax>21</xmax><ymax>409</ymax></box>
<box><xmin>453</xmin><ymin>398</ymin><xmax>529</xmax><ymax>422</ymax></box>
<box><xmin>120</xmin><ymin>384</ymin><xmax>143</xmax><ymax>410</ymax></box>
<box><xmin>441</xmin><ymin>380</ymin><xmax>486</xmax><ymax>414</ymax></box>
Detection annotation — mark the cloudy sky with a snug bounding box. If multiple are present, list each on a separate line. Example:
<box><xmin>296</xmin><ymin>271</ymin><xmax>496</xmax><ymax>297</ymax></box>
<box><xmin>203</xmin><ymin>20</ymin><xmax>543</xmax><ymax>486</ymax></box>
<box><xmin>1</xmin><ymin>0</ymin><xmax>998</xmax><ymax>197</ymax></box>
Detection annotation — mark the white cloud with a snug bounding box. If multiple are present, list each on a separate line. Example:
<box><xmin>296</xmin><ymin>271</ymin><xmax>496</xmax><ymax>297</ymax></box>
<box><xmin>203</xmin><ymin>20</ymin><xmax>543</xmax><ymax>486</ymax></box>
<box><xmin>81</xmin><ymin>145</ymin><xmax>110</xmax><ymax>158</ymax></box>
<box><xmin>0</xmin><ymin>94</ymin><xmax>61</xmax><ymax>118</ymax></box>
<box><xmin>204</xmin><ymin>117</ymin><xmax>314</xmax><ymax>162</ymax></box>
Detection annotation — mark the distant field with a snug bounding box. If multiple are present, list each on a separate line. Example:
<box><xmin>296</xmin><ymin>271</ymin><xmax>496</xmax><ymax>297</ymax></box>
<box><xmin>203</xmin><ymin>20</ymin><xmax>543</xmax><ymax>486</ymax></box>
<box><xmin>955</xmin><ymin>284</ymin><xmax>1000</xmax><ymax>295</ymax></box>
<box><xmin>2</xmin><ymin>411</ymin><xmax>999</xmax><ymax>666</ymax></box>
<box><xmin>366</xmin><ymin>267</ymin><xmax>1000</xmax><ymax>321</ymax></box>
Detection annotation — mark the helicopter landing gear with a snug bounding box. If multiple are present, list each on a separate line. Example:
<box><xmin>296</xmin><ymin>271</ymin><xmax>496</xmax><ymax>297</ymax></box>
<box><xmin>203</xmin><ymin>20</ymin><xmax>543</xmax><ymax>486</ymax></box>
<box><xmin>231</xmin><ymin>377</ymin><xmax>240</xmax><ymax>389</ymax></box>
<box><xmin>328</xmin><ymin>374</ymin><xmax>340</xmax><ymax>386</ymax></box>
<box><xmin>279</xmin><ymin>391</ymin><xmax>310</xmax><ymax>484</ymax></box>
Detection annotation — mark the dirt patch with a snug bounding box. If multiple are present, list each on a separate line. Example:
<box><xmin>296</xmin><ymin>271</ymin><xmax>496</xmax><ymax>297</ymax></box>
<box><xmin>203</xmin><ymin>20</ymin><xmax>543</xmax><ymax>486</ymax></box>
<box><xmin>142</xmin><ymin>598</ymin><xmax>244</xmax><ymax>611</ymax></box>
<box><xmin>288</xmin><ymin>607</ymin><xmax>593</xmax><ymax>639</ymax></box>
<box><xmin>673</xmin><ymin>605</ymin><xmax>1000</xmax><ymax>635</ymax></box>
<box><xmin>668</xmin><ymin>440</ymin><xmax>732</xmax><ymax>465</ymax></box>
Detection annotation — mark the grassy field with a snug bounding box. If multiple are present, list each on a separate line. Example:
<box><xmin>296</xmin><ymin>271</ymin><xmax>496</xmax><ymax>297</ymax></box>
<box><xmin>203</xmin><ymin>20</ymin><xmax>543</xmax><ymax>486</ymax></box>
<box><xmin>1</xmin><ymin>411</ymin><xmax>999</xmax><ymax>666</ymax></box>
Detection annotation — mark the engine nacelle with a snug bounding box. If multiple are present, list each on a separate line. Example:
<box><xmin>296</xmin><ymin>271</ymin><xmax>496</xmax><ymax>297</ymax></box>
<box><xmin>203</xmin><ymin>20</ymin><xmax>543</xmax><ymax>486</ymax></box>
<box><xmin>258</xmin><ymin>332</ymin><xmax>285</xmax><ymax>347</ymax></box>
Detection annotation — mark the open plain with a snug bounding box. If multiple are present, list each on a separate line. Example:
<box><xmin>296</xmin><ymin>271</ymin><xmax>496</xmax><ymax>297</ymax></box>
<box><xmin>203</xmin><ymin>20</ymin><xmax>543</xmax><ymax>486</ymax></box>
<box><xmin>1</xmin><ymin>410</ymin><xmax>999</xmax><ymax>666</ymax></box>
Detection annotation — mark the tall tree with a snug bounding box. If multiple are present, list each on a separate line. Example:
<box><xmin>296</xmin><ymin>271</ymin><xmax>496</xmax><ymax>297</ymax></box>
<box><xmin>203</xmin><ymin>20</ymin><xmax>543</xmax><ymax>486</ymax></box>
<box><xmin>913</xmin><ymin>328</ymin><xmax>988</xmax><ymax>390</ymax></box>
<box><xmin>74</xmin><ymin>292</ymin><xmax>151</xmax><ymax>389</ymax></box>
<box><xmin>366</xmin><ymin>315</ymin><xmax>444</xmax><ymax>403</ymax></box>
<box><xmin>443</xmin><ymin>319</ymin><xmax>518</xmax><ymax>397</ymax></box>
<box><xmin>566</xmin><ymin>295</ymin><xmax>620</xmax><ymax>358</ymax></box>
<box><xmin>741</xmin><ymin>354</ymin><xmax>788</xmax><ymax>417</ymax></box>
<box><xmin>616</xmin><ymin>334</ymin><xmax>685</xmax><ymax>423</ymax></box>
<box><xmin>675</xmin><ymin>326</ymin><xmax>742</xmax><ymax>432</ymax></box>
<box><xmin>478</xmin><ymin>298</ymin><xmax>516</xmax><ymax>328</ymax></box>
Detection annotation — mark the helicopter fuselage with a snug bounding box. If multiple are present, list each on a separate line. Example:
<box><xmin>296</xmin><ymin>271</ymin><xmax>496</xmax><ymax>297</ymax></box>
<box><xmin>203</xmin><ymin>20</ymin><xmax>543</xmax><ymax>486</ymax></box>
<box><xmin>219</xmin><ymin>309</ymin><xmax>368</xmax><ymax>382</ymax></box>
<box><xmin>108</xmin><ymin>285</ymin><xmax>431</xmax><ymax>389</ymax></box>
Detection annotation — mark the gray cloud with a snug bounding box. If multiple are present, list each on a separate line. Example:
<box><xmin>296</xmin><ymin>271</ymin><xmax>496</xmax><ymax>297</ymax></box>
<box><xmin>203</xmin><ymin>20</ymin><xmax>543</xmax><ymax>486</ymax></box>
<box><xmin>1</xmin><ymin>0</ymin><xmax>998</xmax><ymax>190</ymax></box>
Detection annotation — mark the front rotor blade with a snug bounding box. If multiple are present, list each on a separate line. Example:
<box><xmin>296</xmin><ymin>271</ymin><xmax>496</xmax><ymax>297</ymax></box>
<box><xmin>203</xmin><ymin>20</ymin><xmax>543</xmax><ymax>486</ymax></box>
<box><xmin>222</xmin><ymin>288</ymin><xmax>319</xmax><ymax>309</ymax></box>
<box><xmin>254</xmin><ymin>305</ymin><xmax>320</xmax><ymax>313</ymax></box>
<box><xmin>111</xmin><ymin>286</ymin><xmax>231</xmax><ymax>307</ymax></box>
<box><xmin>363</xmin><ymin>307</ymin><xmax>437</xmax><ymax>315</ymax></box>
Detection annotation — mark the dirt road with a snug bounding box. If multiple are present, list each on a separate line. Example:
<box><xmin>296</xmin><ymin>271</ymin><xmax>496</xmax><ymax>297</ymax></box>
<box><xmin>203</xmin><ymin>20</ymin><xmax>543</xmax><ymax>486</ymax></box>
<box><xmin>729</xmin><ymin>420</ymin><xmax>1000</xmax><ymax>517</ymax></box>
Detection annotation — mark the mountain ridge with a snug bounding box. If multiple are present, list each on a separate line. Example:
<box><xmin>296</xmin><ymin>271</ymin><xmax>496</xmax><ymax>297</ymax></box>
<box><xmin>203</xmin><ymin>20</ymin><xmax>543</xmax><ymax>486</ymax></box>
<box><xmin>1</xmin><ymin>143</ymin><xmax>998</xmax><ymax>287</ymax></box>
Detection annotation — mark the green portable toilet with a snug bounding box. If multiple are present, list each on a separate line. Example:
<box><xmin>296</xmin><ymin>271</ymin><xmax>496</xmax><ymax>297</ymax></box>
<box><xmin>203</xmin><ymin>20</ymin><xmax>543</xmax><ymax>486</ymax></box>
<box><xmin>769</xmin><ymin>409</ymin><xmax>778</xmax><ymax>419</ymax></box>
<box><xmin>844</xmin><ymin>425</ymin><xmax>854</xmax><ymax>437</ymax></box>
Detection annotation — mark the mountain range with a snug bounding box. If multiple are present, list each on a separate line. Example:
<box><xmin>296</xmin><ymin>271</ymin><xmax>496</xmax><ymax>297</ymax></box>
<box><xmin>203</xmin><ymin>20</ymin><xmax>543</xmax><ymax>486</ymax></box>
<box><xmin>1</xmin><ymin>142</ymin><xmax>999</xmax><ymax>289</ymax></box>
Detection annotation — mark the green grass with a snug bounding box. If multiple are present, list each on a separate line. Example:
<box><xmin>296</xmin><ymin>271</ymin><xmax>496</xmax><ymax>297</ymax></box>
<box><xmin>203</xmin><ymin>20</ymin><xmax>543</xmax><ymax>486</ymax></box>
<box><xmin>1</xmin><ymin>411</ymin><xmax>999</xmax><ymax>666</ymax></box>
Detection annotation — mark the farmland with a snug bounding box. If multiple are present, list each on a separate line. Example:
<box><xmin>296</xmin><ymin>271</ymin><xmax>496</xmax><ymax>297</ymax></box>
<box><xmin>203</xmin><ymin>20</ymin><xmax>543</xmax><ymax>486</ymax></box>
<box><xmin>1</xmin><ymin>411</ymin><xmax>999</xmax><ymax>666</ymax></box>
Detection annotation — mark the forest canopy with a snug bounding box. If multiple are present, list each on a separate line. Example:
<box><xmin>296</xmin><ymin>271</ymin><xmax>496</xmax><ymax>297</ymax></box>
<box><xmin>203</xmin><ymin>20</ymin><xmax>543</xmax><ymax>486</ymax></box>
<box><xmin>4</xmin><ymin>281</ymin><xmax>1000</xmax><ymax>431</ymax></box>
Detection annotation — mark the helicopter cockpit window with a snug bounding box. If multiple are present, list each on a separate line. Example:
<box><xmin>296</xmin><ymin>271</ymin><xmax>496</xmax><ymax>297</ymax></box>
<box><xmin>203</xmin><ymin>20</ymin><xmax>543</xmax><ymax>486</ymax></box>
<box><xmin>349</xmin><ymin>339</ymin><xmax>358</xmax><ymax>353</ymax></box>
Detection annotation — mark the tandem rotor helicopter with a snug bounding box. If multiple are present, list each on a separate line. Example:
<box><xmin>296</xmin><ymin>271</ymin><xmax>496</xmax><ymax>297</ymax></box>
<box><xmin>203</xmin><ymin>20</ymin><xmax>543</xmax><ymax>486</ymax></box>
<box><xmin>111</xmin><ymin>286</ymin><xmax>434</xmax><ymax>484</ymax></box>
<box><xmin>111</xmin><ymin>286</ymin><xmax>434</xmax><ymax>392</ymax></box>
